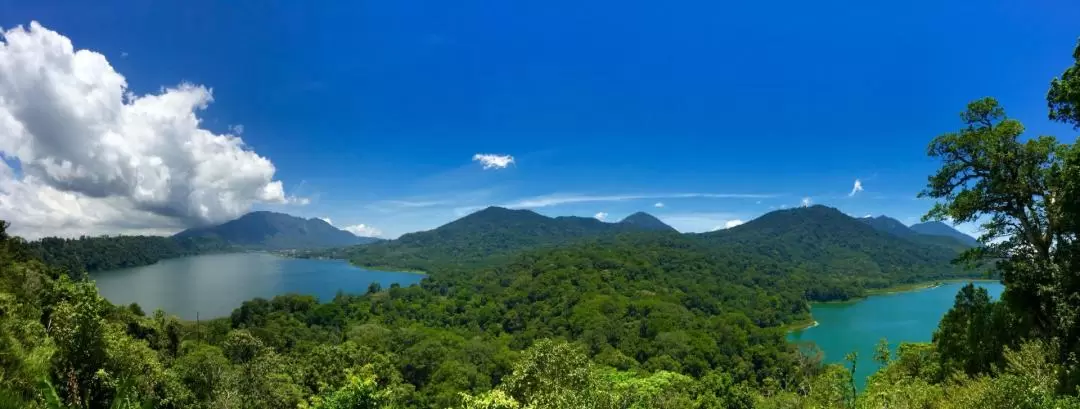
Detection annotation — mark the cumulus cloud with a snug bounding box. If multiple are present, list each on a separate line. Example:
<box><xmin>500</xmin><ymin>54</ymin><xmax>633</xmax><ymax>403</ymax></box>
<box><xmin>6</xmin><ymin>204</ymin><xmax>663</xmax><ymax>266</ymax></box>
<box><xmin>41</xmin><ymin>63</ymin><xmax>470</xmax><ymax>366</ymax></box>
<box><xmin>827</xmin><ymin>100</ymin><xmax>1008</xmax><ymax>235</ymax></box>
<box><xmin>724</xmin><ymin>219</ymin><xmax>744</xmax><ymax>228</ymax></box>
<box><xmin>342</xmin><ymin>224</ymin><xmax>382</xmax><ymax>237</ymax></box>
<box><xmin>801</xmin><ymin>197</ymin><xmax>813</xmax><ymax>207</ymax></box>
<box><xmin>849</xmin><ymin>179</ymin><xmax>864</xmax><ymax>197</ymax></box>
<box><xmin>594</xmin><ymin>212</ymin><xmax>608</xmax><ymax>221</ymax></box>
<box><xmin>654</xmin><ymin>202</ymin><xmax>664</xmax><ymax>208</ymax></box>
<box><xmin>0</xmin><ymin>22</ymin><xmax>299</xmax><ymax>238</ymax></box>
<box><xmin>472</xmin><ymin>153</ymin><xmax>515</xmax><ymax>169</ymax></box>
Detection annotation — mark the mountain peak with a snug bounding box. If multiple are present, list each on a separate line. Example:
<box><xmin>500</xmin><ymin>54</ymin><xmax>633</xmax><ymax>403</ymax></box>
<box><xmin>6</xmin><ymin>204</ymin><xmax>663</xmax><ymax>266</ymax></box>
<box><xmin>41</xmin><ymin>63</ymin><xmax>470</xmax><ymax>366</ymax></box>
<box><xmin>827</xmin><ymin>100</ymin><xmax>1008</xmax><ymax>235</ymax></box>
<box><xmin>910</xmin><ymin>221</ymin><xmax>980</xmax><ymax>247</ymax></box>
<box><xmin>174</xmin><ymin>211</ymin><xmax>379</xmax><ymax>250</ymax></box>
<box><xmin>618</xmin><ymin>212</ymin><xmax>677</xmax><ymax>232</ymax></box>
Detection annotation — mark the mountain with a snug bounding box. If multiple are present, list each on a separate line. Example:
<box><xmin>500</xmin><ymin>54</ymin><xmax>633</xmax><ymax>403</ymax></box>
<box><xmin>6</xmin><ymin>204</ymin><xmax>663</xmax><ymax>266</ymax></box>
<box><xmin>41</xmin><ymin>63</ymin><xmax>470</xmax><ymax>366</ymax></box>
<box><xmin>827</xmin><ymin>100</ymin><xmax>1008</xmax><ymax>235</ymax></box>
<box><xmin>910</xmin><ymin>221</ymin><xmax>980</xmax><ymax>247</ymax></box>
<box><xmin>701</xmin><ymin>205</ymin><xmax>975</xmax><ymax>300</ymax></box>
<box><xmin>174</xmin><ymin>211</ymin><xmax>380</xmax><ymax>250</ymax></box>
<box><xmin>618</xmin><ymin>212</ymin><xmax>678</xmax><ymax>232</ymax></box>
<box><xmin>860</xmin><ymin>215</ymin><xmax>973</xmax><ymax>252</ymax></box>
<box><xmin>319</xmin><ymin>206</ymin><xmax>675</xmax><ymax>271</ymax></box>
<box><xmin>860</xmin><ymin>215</ymin><xmax>919</xmax><ymax>238</ymax></box>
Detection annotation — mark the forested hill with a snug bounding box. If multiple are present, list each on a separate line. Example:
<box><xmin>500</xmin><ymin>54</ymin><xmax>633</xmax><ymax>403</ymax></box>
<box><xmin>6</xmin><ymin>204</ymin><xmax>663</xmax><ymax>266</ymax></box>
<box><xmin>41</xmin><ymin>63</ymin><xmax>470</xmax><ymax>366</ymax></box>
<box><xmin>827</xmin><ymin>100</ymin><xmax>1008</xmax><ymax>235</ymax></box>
<box><xmin>318</xmin><ymin>206</ymin><xmax>678</xmax><ymax>271</ymax></box>
<box><xmin>25</xmin><ymin>234</ymin><xmax>230</xmax><ymax>275</ymax></box>
<box><xmin>860</xmin><ymin>215</ymin><xmax>975</xmax><ymax>253</ymax></box>
<box><xmin>174</xmin><ymin>211</ymin><xmax>380</xmax><ymax>250</ymax></box>
<box><xmin>700</xmin><ymin>206</ymin><xmax>977</xmax><ymax>300</ymax></box>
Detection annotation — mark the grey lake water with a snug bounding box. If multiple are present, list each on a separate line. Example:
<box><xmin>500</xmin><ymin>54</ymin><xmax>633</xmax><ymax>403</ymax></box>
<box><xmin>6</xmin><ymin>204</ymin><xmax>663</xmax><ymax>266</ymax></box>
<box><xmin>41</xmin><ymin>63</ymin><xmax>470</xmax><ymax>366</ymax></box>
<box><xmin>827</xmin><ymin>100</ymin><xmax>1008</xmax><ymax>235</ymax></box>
<box><xmin>788</xmin><ymin>281</ymin><xmax>1004</xmax><ymax>389</ymax></box>
<box><xmin>91</xmin><ymin>253</ymin><xmax>424</xmax><ymax>319</ymax></box>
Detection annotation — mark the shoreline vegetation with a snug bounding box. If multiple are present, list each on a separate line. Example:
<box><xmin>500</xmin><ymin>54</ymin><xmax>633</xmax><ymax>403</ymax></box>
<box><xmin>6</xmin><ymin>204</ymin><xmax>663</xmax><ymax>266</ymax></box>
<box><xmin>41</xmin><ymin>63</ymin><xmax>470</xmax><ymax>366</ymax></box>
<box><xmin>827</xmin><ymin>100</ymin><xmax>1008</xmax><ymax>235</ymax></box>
<box><xmin>349</xmin><ymin>262</ymin><xmax>428</xmax><ymax>275</ymax></box>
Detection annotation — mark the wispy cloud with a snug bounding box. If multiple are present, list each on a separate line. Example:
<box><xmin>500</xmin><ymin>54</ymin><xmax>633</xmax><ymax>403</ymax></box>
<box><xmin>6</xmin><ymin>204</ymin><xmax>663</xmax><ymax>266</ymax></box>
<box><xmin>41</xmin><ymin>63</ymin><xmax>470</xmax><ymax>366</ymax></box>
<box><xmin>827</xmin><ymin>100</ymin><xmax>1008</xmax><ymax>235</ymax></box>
<box><xmin>343</xmin><ymin>224</ymin><xmax>382</xmax><ymax>237</ymax></box>
<box><xmin>849</xmin><ymin>179</ymin><xmax>864</xmax><ymax>197</ymax></box>
<box><xmin>594</xmin><ymin>212</ymin><xmax>608</xmax><ymax>221</ymax></box>
<box><xmin>472</xmin><ymin>153</ymin><xmax>515</xmax><ymax>169</ymax></box>
<box><xmin>502</xmin><ymin>192</ymin><xmax>778</xmax><ymax>209</ymax></box>
<box><xmin>654</xmin><ymin>202</ymin><xmax>665</xmax><ymax>208</ymax></box>
<box><xmin>801</xmin><ymin>197</ymin><xmax>813</xmax><ymax>207</ymax></box>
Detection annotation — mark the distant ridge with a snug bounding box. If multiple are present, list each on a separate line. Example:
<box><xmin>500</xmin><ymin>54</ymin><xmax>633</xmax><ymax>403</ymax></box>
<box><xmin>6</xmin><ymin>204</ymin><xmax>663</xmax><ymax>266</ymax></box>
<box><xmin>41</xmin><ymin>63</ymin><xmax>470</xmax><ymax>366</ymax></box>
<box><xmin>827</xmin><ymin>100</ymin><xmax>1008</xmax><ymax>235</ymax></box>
<box><xmin>910</xmin><ymin>221</ymin><xmax>980</xmax><ymax>247</ymax></box>
<box><xmin>319</xmin><ymin>206</ymin><xmax>676</xmax><ymax>271</ymax></box>
<box><xmin>174</xmin><ymin>211</ymin><xmax>380</xmax><ymax>250</ymax></box>
<box><xmin>860</xmin><ymin>215</ymin><xmax>973</xmax><ymax>252</ymax></box>
<box><xmin>618</xmin><ymin>212</ymin><xmax>678</xmax><ymax>232</ymax></box>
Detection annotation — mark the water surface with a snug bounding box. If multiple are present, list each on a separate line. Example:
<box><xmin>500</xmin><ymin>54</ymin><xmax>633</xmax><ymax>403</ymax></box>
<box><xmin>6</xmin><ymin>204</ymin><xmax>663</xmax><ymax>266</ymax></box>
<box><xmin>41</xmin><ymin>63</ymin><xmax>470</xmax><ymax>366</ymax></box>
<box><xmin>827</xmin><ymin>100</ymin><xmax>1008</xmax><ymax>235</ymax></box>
<box><xmin>92</xmin><ymin>253</ymin><xmax>423</xmax><ymax>319</ymax></box>
<box><xmin>789</xmin><ymin>281</ymin><xmax>1004</xmax><ymax>389</ymax></box>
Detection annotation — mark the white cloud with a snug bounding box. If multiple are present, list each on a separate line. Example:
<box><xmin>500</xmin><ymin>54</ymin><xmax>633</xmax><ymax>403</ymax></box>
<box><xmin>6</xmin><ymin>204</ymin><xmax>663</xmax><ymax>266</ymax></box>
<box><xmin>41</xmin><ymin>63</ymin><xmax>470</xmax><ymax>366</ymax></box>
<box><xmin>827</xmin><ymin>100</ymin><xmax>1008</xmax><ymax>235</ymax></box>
<box><xmin>654</xmin><ymin>202</ymin><xmax>664</xmax><ymax>208</ymax></box>
<box><xmin>849</xmin><ymin>179</ymin><xmax>864</xmax><ymax>197</ymax></box>
<box><xmin>502</xmin><ymin>192</ymin><xmax>777</xmax><ymax>209</ymax></box>
<box><xmin>724</xmin><ymin>219</ymin><xmax>744</xmax><ymax>228</ymax></box>
<box><xmin>319</xmin><ymin>217</ymin><xmax>332</xmax><ymax>225</ymax></box>
<box><xmin>594</xmin><ymin>212</ymin><xmax>608</xmax><ymax>221</ymax></box>
<box><xmin>0</xmin><ymin>22</ymin><xmax>297</xmax><ymax>238</ymax></box>
<box><xmin>472</xmin><ymin>153</ymin><xmax>515</xmax><ymax>169</ymax></box>
<box><xmin>660</xmin><ymin>212</ymin><xmax>741</xmax><ymax>233</ymax></box>
<box><xmin>801</xmin><ymin>197</ymin><xmax>813</xmax><ymax>207</ymax></box>
<box><xmin>342</xmin><ymin>224</ymin><xmax>382</xmax><ymax>237</ymax></box>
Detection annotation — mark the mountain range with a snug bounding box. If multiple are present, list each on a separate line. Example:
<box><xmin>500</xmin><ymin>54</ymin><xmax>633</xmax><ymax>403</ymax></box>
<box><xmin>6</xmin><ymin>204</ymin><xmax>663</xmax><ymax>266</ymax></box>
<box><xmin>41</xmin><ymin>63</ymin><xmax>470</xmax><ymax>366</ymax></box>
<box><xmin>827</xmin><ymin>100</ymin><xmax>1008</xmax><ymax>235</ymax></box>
<box><xmin>311</xmin><ymin>207</ymin><xmax>679</xmax><ymax>270</ymax></box>
<box><xmin>315</xmin><ymin>205</ymin><xmax>983</xmax><ymax>300</ymax></box>
<box><xmin>859</xmin><ymin>215</ymin><xmax>977</xmax><ymax>252</ymax></box>
<box><xmin>174</xmin><ymin>211</ymin><xmax>381</xmax><ymax>250</ymax></box>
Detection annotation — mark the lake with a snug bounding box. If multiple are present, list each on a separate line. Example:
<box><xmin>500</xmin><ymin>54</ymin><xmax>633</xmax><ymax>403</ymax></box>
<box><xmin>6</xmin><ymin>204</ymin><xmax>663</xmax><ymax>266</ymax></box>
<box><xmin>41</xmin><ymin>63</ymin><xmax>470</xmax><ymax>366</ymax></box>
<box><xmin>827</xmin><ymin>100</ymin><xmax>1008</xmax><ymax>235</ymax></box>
<box><xmin>91</xmin><ymin>253</ymin><xmax>424</xmax><ymax>319</ymax></box>
<box><xmin>788</xmin><ymin>281</ymin><xmax>1004</xmax><ymax>389</ymax></box>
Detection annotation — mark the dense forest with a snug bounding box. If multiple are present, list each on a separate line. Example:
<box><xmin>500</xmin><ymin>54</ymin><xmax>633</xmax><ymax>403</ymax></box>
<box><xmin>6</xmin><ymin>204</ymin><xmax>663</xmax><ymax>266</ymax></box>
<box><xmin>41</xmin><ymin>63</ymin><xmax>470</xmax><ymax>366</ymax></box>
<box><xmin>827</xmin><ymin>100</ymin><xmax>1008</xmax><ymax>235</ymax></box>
<box><xmin>1</xmin><ymin>37</ymin><xmax>1080</xmax><ymax>409</ymax></box>
<box><xmin>24</xmin><ymin>234</ymin><xmax>230</xmax><ymax>276</ymax></box>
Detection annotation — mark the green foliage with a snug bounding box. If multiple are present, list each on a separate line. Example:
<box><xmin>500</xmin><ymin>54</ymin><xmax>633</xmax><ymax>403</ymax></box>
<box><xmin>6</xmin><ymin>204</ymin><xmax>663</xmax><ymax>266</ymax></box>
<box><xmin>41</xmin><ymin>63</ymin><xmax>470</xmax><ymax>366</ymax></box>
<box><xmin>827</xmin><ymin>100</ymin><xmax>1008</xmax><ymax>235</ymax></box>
<box><xmin>1049</xmin><ymin>39</ymin><xmax>1080</xmax><ymax>128</ymax></box>
<box><xmin>921</xmin><ymin>93</ymin><xmax>1080</xmax><ymax>389</ymax></box>
<box><xmin>25</xmin><ymin>234</ymin><xmax>228</xmax><ymax>276</ymax></box>
<box><xmin>932</xmin><ymin>284</ymin><xmax>1017</xmax><ymax>376</ymax></box>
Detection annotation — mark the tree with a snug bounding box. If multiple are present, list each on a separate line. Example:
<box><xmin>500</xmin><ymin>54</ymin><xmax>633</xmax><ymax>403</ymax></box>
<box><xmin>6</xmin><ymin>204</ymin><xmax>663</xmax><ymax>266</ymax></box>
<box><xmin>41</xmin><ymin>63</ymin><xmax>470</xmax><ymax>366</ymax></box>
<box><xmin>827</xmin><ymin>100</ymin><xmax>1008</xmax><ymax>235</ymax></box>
<box><xmin>920</xmin><ymin>94</ymin><xmax>1080</xmax><ymax>388</ymax></box>
<box><xmin>1049</xmin><ymin>39</ymin><xmax>1080</xmax><ymax>128</ymax></box>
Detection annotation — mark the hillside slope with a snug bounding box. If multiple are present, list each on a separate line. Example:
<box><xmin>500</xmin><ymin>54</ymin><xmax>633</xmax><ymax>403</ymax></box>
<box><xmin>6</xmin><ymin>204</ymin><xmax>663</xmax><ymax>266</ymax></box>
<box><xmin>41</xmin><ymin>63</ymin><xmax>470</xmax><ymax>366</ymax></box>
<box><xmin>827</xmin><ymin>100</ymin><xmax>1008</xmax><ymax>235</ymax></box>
<box><xmin>700</xmin><ymin>206</ymin><xmax>973</xmax><ymax>300</ymax></box>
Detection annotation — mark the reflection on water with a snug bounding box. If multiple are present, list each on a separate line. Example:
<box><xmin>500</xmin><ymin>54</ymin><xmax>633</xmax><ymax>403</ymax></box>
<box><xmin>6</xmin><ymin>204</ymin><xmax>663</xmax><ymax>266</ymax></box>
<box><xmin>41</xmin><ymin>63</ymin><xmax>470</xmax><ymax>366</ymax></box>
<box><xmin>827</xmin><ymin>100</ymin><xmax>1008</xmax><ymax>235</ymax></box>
<box><xmin>91</xmin><ymin>252</ymin><xmax>423</xmax><ymax>319</ymax></box>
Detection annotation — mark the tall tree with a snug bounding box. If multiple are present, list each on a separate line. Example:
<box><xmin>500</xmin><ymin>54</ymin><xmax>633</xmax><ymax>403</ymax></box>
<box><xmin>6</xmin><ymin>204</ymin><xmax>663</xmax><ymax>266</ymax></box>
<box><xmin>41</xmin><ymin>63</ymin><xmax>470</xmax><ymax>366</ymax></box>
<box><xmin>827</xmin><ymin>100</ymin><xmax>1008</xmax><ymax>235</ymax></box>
<box><xmin>921</xmin><ymin>88</ymin><xmax>1080</xmax><ymax>386</ymax></box>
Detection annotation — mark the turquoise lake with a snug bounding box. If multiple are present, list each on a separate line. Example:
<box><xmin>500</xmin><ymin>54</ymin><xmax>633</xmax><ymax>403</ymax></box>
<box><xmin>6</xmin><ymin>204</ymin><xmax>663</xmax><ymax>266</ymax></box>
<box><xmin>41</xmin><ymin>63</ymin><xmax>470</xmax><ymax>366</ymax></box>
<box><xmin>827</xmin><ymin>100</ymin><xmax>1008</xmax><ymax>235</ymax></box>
<box><xmin>788</xmin><ymin>281</ymin><xmax>1004</xmax><ymax>389</ymax></box>
<box><xmin>91</xmin><ymin>253</ymin><xmax>424</xmax><ymax>319</ymax></box>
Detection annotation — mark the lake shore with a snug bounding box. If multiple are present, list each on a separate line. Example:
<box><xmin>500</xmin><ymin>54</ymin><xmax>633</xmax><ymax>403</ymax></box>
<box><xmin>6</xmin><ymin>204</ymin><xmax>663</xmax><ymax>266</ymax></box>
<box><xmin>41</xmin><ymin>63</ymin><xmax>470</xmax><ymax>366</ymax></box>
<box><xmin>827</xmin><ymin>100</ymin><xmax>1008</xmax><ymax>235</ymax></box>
<box><xmin>864</xmin><ymin>278</ymin><xmax>1000</xmax><ymax>297</ymax></box>
<box><xmin>348</xmin><ymin>262</ymin><xmax>428</xmax><ymax>276</ymax></box>
<box><xmin>784</xmin><ymin>318</ymin><xmax>820</xmax><ymax>332</ymax></box>
<box><xmin>790</xmin><ymin>278</ymin><xmax>1002</xmax><ymax>332</ymax></box>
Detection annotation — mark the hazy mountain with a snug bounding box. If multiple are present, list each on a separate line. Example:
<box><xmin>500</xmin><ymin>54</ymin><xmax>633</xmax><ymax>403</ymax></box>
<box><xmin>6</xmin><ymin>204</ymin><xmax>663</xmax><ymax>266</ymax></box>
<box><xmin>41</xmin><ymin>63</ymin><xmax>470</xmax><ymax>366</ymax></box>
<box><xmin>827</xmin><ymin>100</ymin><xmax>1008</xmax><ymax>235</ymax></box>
<box><xmin>910</xmin><ymin>221</ymin><xmax>980</xmax><ymax>247</ymax></box>
<box><xmin>618</xmin><ymin>212</ymin><xmax>678</xmax><ymax>232</ymax></box>
<box><xmin>174</xmin><ymin>211</ymin><xmax>380</xmax><ymax>250</ymax></box>
<box><xmin>860</xmin><ymin>215</ymin><xmax>973</xmax><ymax>252</ymax></box>
<box><xmin>860</xmin><ymin>216</ymin><xmax>920</xmax><ymax>238</ymax></box>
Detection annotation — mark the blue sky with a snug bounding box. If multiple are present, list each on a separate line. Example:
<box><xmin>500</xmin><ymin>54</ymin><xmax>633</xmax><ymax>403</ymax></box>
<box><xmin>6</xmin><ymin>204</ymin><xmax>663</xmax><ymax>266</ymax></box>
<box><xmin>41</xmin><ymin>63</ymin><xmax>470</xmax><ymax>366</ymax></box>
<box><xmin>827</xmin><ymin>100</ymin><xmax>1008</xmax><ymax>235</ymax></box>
<box><xmin>1</xmin><ymin>0</ymin><xmax>1078</xmax><ymax>238</ymax></box>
